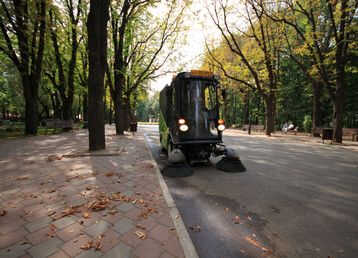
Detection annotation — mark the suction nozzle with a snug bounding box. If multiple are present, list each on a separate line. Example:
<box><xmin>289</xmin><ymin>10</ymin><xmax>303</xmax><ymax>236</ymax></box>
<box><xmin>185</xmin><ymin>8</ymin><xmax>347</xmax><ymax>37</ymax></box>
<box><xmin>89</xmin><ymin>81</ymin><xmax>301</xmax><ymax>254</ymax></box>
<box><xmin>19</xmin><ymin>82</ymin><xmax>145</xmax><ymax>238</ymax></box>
<box><xmin>215</xmin><ymin>148</ymin><xmax>246</xmax><ymax>173</ymax></box>
<box><xmin>162</xmin><ymin>148</ymin><xmax>194</xmax><ymax>177</ymax></box>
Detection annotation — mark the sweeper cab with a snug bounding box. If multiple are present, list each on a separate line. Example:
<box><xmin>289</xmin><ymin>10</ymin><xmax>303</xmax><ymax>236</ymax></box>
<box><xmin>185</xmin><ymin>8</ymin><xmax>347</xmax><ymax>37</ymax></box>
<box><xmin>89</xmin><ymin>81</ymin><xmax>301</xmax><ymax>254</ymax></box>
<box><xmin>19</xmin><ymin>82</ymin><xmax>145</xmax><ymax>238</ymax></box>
<box><xmin>159</xmin><ymin>70</ymin><xmax>245</xmax><ymax>173</ymax></box>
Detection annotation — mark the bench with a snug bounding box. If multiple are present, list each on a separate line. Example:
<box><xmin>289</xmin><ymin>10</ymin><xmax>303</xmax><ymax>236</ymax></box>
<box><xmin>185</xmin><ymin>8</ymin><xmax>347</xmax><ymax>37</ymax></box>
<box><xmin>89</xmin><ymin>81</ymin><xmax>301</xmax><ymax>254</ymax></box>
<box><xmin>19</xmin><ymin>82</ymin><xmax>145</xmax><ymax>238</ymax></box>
<box><xmin>312</xmin><ymin>127</ymin><xmax>322</xmax><ymax>137</ymax></box>
<box><xmin>43</xmin><ymin>119</ymin><xmax>73</xmax><ymax>131</ymax></box>
<box><xmin>321</xmin><ymin>128</ymin><xmax>333</xmax><ymax>144</ymax></box>
<box><xmin>343</xmin><ymin>128</ymin><xmax>358</xmax><ymax>141</ymax></box>
<box><xmin>313</xmin><ymin>127</ymin><xmax>358</xmax><ymax>142</ymax></box>
<box><xmin>242</xmin><ymin>124</ymin><xmax>265</xmax><ymax>132</ymax></box>
<box><xmin>286</xmin><ymin>127</ymin><xmax>299</xmax><ymax>135</ymax></box>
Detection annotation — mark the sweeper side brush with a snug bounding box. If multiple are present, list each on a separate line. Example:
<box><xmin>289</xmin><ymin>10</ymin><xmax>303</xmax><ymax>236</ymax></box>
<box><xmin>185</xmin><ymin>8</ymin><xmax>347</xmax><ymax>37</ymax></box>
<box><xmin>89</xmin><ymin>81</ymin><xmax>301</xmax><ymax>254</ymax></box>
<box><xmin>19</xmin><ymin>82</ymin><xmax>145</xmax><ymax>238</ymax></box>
<box><xmin>162</xmin><ymin>148</ymin><xmax>194</xmax><ymax>177</ymax></box>
<box><xmin>215</xmin><ymin>148</ymin><xmax>246</xmax><ymax>173</ymax></box>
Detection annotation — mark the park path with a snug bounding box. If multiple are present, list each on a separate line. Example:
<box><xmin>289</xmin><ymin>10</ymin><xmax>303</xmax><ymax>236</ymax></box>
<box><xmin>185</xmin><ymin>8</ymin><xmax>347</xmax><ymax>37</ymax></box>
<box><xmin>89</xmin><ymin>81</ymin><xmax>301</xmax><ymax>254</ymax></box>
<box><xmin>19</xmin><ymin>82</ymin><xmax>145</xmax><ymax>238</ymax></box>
<box><xmin>0</xmin><ymin>127</ymin><xmax>185</xmax><ymax>258</ymax></box>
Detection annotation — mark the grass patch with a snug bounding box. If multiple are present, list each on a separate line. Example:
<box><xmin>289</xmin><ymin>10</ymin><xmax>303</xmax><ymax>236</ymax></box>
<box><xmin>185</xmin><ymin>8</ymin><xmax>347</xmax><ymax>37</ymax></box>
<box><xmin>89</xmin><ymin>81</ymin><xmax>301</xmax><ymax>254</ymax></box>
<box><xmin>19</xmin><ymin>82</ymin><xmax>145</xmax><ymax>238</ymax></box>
<box><xmin>0</xmin><ymin>126</ymin><xmax>66</xmax><ymax>139</ymax></box>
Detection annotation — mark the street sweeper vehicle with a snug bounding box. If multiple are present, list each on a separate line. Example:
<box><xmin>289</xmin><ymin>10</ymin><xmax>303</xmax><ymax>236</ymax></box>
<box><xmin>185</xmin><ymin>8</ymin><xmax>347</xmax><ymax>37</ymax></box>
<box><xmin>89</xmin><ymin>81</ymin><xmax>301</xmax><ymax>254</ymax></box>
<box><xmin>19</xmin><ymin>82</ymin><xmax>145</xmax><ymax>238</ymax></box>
<box><xmin>159</xmin><ymin>70</ymin><xmax>245</xmax><ymax>173</ymax></box>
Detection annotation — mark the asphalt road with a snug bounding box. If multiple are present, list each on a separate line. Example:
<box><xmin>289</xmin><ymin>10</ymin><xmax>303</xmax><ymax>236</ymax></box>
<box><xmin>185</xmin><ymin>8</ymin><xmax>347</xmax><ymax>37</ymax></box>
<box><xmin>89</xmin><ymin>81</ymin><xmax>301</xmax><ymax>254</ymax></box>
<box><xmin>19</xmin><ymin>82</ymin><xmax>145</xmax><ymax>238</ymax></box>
<box><xmin>142</xmin><ymin>124</ymin><xmax>358</xmax><ymax>258</ymax></box>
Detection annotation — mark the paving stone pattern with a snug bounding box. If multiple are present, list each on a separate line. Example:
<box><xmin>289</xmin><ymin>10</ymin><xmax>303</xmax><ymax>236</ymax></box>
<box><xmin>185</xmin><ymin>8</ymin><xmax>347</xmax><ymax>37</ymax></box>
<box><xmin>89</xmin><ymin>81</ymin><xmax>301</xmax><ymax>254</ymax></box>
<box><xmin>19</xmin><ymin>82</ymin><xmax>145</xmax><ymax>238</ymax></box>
<box><xmin>0</xmin><ymin>127</ymin><xmax>185</xmax><ymax>258</ymax></box>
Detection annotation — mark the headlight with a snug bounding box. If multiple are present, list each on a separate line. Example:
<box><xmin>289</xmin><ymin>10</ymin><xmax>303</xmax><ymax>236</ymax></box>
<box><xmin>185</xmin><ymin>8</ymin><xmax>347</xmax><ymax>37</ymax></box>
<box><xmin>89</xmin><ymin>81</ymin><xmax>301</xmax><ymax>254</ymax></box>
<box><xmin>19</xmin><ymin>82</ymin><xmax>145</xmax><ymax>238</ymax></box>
<box><xmin>218</xmin><ymin>124</ymin><xmax>225</xmax><ymax>131</ymax></box>
<box><xmin>179</xmin><ymin>124</ymin><xmax>189</xmax><ymax>132</ymax></box>
<box><xmin>178</xmin><ymin>118</ymin><xmax>186</xmax><ymax>125</ymax></box>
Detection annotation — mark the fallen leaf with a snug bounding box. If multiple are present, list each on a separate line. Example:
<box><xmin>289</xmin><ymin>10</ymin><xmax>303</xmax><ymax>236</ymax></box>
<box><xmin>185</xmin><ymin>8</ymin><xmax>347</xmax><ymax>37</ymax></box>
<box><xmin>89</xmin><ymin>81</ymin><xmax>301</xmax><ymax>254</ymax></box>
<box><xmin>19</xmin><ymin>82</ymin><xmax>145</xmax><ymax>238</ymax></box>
<box><xmin>225</xmin><ymin>208</ymin><xmax>229</xmax><ymax>212</ymax></box>
<box><xmin>16</xmin><ymin>176</ymin><xmax>29</xmax><ymax>181</ymax></box>
<box><xmin>86</xmin><ymin>186</ymin><xmax>92</xmax><ymax>191</ymax></box>
<box><xmin>136</xmin><ymin>224</ymin><xmax>146</xmax><ymax>230</ymax></box>
<box><xmin>47</xmin><ymin>210</ymin><xmax>56</xmax><ymax>216</ymax></box>
<box><xmin>108</xmin><ymin>210</ymin><xmax>118</xmax><ymax>215</ymax></box>
<box><xmin>48</xmin><ymin>189</ymin><xmax>56</xmax><ymax>193</ymax></box>
<box><xmin>80</xmin><ymin>241</ymin><xmax>92</xmax><ymax>250</ymax></box>
<box><xmin>105</xmin><ymin>172</ymin><xmax>115</xmax><ymax>177</ymax></box>
<box><xmin>47</xmin><ymin>224</ymin><xmax>57</xmax><ymax>238</ymax></box>
<box><xmin>53</xmin><ymin>207</ymin><xmax>77</xmax><ymax>220</ymax></box>
<box><xmin>94</xmin><ymin>235</ymin><xmax>103</xmax><ymax>250</ymax></box>
<box><xmin>245</xmin><ymin>236</ymin><xmax>269</xmax><ymax>252</ymax></box>
<box><xmin>47</xmin><ymin>155</ymin><xmax>63</xmax><ymax>162</ymax></box>
<box><xmin>82</xmin><ymin>212</ymin><xmax>90</xmax><ymax>219</ymax></box>
<box><xmin>0</xmin><ymin>210</ymin><xmax>7</xmax><ymax>216</ymax></box>
<box><xmin>135</xmin><ymin>231</ymin><xmax>146</xmax><ymax>239</ymax></box>
<box><xmin>94</xmin><ymin>240</ymin><xmax>102</xmax><ymax>250</ymax></box>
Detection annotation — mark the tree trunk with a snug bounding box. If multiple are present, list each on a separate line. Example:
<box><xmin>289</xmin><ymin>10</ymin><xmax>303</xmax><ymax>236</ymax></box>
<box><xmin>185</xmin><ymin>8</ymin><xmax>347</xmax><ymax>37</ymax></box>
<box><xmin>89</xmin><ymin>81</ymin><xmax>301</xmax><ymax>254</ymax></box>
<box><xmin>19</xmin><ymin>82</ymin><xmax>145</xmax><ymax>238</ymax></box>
<box><xmin>2</xmin><ymin>106</ymin><xmax>6</xmax><ymax>120</ymax></box>
<box><xmin>104</xmin><ymin>84</ymin><xmax>108</xmax><ymax>123</ymax></box>
<box><xmin>82</xmin><ymin>93</ymin><xmax>88</xmax><ymax>121</ymax></box>
<box><xmin>119</xmin><ymin>101</ymin><xmax>129</xmax><ymax>133</ymax></box>
<box><xmin>62</xmin><ymin>99</ymin><xmax>72</xmax><ymax>120</ymax></box>
<box><xmin>332</xmin><ymin>80</ymin><xmax>344</xmax><ymax>143</ymax></box>
<box><xmin>312</xmin><ymin>81</ymin><xmax>322</xmax><ymax>137</ymax></box>
<box><xmin>243</xmin><ymin>92</ymin><xmax>249</xmax><ymax>125</ymax></box>
<box><xmin>109</xmin><ymin>96</ymin><xmax>113</xmax><ymax>125</ymax></box>
<box><xmin>114</xmin><ymin>99</ymin><xmax>121</xmax><ymax>134</ymax></box>
<box><xmin>51</xmin><ymin>92</ymin><xmax>62</xmax><ymax>119</ymax></box>
<box><xmin>23</xmin><ymin>77</ymin><xmax>39</xmax><ymax>135</ymax></box>
<box><xmin>87</xmin><ymin>0</ymin><xmax>109</xmax><ymax>151</ymax></box>
<box><xmin>264</xmin><ymin>93</ymin><xmax>276</xmax><ymax>136</ymax></box>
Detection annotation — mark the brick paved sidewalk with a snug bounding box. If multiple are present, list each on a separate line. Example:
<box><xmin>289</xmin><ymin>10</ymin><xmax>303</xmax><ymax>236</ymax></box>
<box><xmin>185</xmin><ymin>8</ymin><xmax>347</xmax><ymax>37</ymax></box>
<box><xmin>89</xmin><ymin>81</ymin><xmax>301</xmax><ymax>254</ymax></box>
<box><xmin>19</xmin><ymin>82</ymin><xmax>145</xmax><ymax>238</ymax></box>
<box><xmin>0</xmin><ymin>127</ymin><xmax>185</xmax><ymax>258</ymax></box>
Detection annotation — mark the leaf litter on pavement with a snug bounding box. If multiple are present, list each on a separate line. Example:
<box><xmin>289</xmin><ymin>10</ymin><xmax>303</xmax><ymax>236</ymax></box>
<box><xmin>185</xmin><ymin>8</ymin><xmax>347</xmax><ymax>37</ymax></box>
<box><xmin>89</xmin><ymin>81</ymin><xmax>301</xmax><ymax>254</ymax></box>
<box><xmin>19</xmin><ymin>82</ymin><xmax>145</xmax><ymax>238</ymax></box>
<box><xmin>39</xmin><ymin>166</ymin><xmax>165</xmax><ymax>250</ymax></box>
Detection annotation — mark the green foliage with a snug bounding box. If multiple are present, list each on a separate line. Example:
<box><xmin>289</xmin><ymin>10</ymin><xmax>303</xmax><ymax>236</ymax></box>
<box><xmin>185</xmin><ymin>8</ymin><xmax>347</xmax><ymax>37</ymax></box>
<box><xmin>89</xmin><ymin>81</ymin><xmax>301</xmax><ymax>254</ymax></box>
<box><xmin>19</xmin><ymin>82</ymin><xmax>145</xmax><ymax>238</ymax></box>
<box><xmin>136</xmin><ymin>91</ymin><xmax>160</xmax><ymax>122</ymax></box>
<box><xmin>303</xmin><ymin>115</ymin><xmax>312</xmax><ymax>133</ymax></box>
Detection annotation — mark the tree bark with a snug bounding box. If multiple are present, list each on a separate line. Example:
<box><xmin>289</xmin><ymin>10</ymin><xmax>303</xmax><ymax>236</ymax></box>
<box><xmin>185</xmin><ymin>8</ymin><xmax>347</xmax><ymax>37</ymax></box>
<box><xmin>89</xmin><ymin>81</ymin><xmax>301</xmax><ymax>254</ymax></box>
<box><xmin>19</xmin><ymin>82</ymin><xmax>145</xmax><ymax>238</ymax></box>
<box><xmin>333</xmin><ymin>76</ymin><xmax>344</xmax><ymax>143</ymax></box>
<box><xmin>264</xmin><ymin>93</ymin><xmax>276</xmax><ymax>136</ymax></box>
<box><xmin>23</xmin><ymin>76</ymin><xmax>39</xmax><ymax>135</ymax></box>
<box><xmin>109</xmin><ymin>96</ymin><xmax>113</xmax><ymax>125</ymax></box>
<box><xmin>82</xmin><ymin>93</ymin><xmax>88</xmax><ymax>121</ymax></box>
<box><xmin>243</xmin><ymin>92</ymin><xmax>249</xmax><ymax>125</ymax></box>
<box><xmin>312</xmin><ymin>82</ymin><xmax>322</xmax><ymax>137</ymax></box>
<box><xmin>87</xmin><ymin>0</ymin><xmax>109</xmax><ymax>151</ymax></box>
<box><xmin>62</xmin><ymin>99</ymin><xmax>72</xmax><ymax>120</ymax></box>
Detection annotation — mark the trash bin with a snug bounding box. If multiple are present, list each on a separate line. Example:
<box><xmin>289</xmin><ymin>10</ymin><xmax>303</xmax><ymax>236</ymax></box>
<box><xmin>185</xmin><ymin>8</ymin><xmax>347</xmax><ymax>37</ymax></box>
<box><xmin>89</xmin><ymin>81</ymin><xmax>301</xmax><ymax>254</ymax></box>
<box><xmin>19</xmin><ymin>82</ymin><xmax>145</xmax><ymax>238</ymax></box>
<box><xmin>322</xmin><ymin>128</ymin><xmax>333</xmax><ymax>143</ymax></box>
<box><xmin>130</xmin><ymin>122</ymin><xmax>137</xmax><ymax>132</ymax></box>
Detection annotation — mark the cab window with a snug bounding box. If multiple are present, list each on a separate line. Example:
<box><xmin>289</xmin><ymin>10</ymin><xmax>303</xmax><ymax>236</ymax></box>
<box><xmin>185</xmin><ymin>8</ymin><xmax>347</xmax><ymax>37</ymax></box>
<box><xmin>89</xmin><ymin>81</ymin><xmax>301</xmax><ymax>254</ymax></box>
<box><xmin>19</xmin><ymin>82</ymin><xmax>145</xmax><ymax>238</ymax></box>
<box><xmin>204</xmin><ymin>84</ymin><xmax>217</xmax><ymax>110</ymax></box>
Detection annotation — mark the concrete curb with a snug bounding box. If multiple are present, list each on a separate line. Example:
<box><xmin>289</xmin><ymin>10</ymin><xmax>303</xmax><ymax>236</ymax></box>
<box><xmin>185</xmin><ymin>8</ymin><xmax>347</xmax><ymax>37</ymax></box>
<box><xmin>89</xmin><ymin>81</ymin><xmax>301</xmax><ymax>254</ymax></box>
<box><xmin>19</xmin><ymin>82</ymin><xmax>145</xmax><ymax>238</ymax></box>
<box><xmin>143</xmin><ymin>133</ymin><xmax>199</xmax><ymax>258</ymax></box>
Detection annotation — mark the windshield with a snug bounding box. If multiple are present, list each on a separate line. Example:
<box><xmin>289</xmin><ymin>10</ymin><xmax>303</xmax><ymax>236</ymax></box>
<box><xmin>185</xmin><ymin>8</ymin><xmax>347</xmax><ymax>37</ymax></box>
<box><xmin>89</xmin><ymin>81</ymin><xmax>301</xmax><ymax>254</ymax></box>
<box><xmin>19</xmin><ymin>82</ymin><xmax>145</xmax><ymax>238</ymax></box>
<box><xmin>180</xmin><ymin>79</ymin><xmax>218</xmax><ymax>139</ymax></box>
<box><xmin>182</xmin><ymin>80</ymin><xmax>217</xmax><ymax>112</ymax></box>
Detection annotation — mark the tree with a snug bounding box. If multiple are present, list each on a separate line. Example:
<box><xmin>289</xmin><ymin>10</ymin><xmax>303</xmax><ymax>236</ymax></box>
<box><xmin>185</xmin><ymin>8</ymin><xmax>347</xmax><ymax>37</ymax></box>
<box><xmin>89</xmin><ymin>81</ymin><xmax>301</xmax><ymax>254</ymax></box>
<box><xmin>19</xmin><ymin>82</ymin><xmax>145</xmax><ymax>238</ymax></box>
<box><xmin>87</xmin><ymin>0</ymin><xmax>109</xmax><ymax>151</ymax></box>
<box><xmin>107</xmin><ymin>0</ymin><xmax>186</xmax><ymax>135</ymax></box>
<box><xmin>263</xmin><ymin>0</ymin><xmax>358</xmax><ymax>142</ymax></box>
<box><xmin>0</xmin><ymin>0</ymin><xmax>47</xmax><ymax>134</ymax></box>
<box><xmin>46</xmin><ymin>0</ymin><xmax>83</xmax><ymax>121</ymax></box>
<box><xmin>207</xmin><ymin>0</ymin><xmax>283</xmax><ymax>135</ymax></box>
